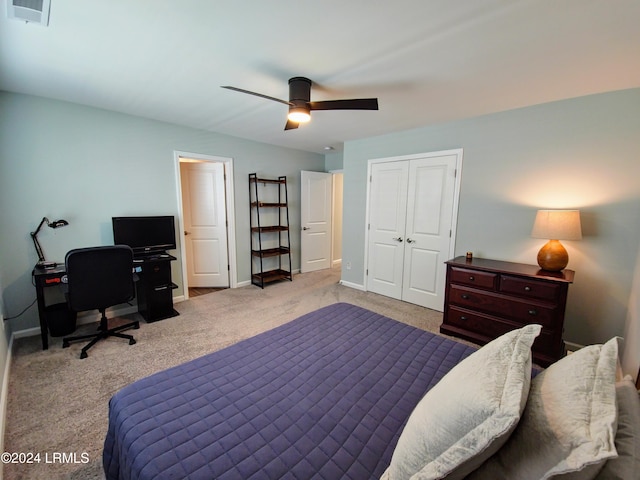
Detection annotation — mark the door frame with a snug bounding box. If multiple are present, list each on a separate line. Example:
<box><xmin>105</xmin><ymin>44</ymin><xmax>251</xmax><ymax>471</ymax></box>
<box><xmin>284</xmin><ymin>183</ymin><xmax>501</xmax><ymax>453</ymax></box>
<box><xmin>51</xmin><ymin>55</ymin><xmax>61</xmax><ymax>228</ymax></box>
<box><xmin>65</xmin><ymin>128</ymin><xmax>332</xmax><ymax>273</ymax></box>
<box><xmin>363</xmin><ymin>148</ymin><xmax>463</xmax><ymax>292</ymax></box>
<box><xmin>329</xmin><ymin>169</ymin><xmax>343</xmax><ymax>268</ymax></box>
<box><xmin>174</xmin><ymin>151</ymin><xmax>237</xmax><ymax>299</ymax></box>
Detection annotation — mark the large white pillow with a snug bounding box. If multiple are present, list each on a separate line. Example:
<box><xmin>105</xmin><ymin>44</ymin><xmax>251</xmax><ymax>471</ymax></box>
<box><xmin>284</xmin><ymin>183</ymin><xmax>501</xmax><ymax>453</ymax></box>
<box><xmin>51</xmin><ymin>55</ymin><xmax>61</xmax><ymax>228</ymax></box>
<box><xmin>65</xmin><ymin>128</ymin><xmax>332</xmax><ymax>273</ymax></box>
<box><xmin>382</xmin><ymin>324</ymin><xmax>541</xmax><ymax>480</ymax></box>
<box><xmin>468</xmin><ymin>337</ymin><xmax>620</xmax><ymax>480</ymax></box>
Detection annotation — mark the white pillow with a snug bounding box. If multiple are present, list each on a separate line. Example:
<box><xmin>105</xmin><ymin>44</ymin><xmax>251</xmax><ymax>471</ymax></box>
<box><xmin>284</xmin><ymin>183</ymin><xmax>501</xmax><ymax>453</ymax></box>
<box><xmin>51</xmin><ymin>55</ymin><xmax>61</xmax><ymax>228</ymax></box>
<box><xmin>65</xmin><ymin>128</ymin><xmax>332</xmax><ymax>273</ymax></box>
<box><xmin>594</xmin><ymin>376</ymin><xmax>640</xmax><ymax>480</ymax></box>
<box><xmin>382</xmin><ymin>324</ymin><xmax>541</xmax><ymax>480</ymax></box>
<box><xmin>468</xmin><ymin>337</ymin><xmax>620</xmax><ymax>480</ymax></box>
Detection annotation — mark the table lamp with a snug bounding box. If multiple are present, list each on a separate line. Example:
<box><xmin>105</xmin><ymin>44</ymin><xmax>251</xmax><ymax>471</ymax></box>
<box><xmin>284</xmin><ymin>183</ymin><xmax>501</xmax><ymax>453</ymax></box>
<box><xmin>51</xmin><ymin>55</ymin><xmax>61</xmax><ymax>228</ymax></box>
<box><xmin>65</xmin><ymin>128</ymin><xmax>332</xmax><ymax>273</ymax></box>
<box><xmin>531</xmin><ymin>209</ymin><xmax>581</xmax><ymax>271</ymax></box>
<box><xmin>31</xmin><ymin>217</ymin><xmax>69</xmax><ymax>269</ymax></box>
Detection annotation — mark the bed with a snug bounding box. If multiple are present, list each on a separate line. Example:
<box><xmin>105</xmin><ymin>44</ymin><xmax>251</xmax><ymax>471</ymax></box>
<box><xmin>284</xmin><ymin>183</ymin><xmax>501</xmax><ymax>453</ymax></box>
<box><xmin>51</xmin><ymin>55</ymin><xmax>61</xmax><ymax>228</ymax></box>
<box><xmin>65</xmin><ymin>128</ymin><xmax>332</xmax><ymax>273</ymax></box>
<box><xmin>104</xmin><ymin>302</ymin><xmax>640</xmax><ymax>480</ymax></box>
<box><xmin>103</xmin><ymin>303</ymin><xmax>476</xmax><ymax>479</ymax></box>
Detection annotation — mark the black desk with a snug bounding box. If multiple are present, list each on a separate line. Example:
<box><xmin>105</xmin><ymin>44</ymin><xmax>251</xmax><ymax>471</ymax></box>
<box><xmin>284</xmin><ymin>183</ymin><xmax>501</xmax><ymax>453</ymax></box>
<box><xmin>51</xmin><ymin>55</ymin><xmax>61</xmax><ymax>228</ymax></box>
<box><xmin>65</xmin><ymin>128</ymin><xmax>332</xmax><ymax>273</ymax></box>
<box><xmin>33</xmin><ymin>254</ymin><xmax>179</xmax><ymax>349</ymax></box>
<box><xmin>32</xmin><ymin>265</ymin><xmax>68</xmax><ymax>350</ymax></box>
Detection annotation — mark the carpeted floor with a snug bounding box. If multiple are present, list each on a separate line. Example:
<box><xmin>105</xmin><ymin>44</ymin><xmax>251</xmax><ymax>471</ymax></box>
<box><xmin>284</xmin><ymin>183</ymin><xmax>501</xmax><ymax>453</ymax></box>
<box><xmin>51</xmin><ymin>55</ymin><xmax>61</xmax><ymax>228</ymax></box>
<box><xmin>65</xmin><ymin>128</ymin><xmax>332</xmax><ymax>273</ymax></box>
<box><xmin>3</xmin><ymin>268</ymin><xmax>447</xmax><ymax>479</ymax></box>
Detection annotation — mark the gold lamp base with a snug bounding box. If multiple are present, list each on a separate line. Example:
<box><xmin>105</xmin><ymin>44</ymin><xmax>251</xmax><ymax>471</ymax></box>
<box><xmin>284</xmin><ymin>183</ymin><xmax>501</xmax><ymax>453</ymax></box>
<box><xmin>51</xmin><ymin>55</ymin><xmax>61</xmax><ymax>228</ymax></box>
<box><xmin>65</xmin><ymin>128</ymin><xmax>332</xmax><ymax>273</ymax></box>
<box><xmin>537</xmin><ymin>239</ymin><xmax>568</xmax><ymax>272</ymax></box>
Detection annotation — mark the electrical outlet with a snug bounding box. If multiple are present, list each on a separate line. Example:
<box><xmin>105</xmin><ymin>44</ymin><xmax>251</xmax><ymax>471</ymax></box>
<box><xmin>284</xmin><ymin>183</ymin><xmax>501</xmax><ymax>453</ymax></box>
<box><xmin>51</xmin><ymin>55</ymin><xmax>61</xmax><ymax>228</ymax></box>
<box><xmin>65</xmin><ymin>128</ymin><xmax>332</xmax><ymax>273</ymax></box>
<box><xmin>346</xmin><ymin>262</ymin><xmax>352</xmax><ymax>270</ymax></box>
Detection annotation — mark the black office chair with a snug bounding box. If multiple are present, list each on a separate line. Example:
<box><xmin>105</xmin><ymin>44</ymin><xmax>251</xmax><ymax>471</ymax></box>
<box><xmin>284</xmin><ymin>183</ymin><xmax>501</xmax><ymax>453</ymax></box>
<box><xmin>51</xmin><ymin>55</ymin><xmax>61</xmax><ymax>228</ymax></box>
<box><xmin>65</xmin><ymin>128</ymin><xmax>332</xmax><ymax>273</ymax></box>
<box><xmin>62</xmin><ymin>245</ymin><xmax>140</xmax><ymax>359</ymax></box>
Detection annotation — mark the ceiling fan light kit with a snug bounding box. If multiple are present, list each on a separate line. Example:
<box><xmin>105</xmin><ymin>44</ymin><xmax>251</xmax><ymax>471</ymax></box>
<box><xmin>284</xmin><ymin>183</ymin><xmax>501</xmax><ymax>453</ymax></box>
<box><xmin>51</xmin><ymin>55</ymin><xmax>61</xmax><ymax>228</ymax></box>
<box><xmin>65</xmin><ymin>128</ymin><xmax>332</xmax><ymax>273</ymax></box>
<box><xmin>222</xmin><ymin>76</ymin><xmax>378</xmax><ymax>130</ymax></box>
<box><xmin>287</xmin><ymin>108</ymin><xmax>311</xmax><ymax>123</ymax></box>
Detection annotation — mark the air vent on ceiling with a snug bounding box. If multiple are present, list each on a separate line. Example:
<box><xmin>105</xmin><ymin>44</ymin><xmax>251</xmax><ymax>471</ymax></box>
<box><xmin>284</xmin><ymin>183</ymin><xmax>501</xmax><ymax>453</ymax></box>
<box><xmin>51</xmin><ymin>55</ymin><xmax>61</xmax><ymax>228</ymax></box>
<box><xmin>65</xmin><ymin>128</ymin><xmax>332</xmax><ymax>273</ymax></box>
<box><xmin>7</xmin><ymin>0</ymin><xmax>50</xmax><ymax>26</ymax></box>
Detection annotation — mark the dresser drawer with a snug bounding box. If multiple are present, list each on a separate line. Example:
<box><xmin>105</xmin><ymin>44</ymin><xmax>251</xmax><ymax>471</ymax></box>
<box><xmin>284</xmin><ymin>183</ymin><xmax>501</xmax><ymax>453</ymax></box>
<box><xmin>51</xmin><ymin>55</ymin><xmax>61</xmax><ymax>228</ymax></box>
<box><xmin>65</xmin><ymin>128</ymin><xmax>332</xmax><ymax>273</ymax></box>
<box><xmin>499</xmin><ymin>275</ymin><xmax>560</xmax><ymax>301</ymax></box>
<box><xmin>448</xmin><ymin>285</ymin><xmax>557</xmax><ymax>328</ymax></box>
<box><xmin>449</xmin><ymin>267</ymin><xmax>497</xmax><ymax>290</ymax></box>
<box><xmin>447</xmin><ymin>307</ymin><xmax>558</xmax><ymax>355</ymax></box>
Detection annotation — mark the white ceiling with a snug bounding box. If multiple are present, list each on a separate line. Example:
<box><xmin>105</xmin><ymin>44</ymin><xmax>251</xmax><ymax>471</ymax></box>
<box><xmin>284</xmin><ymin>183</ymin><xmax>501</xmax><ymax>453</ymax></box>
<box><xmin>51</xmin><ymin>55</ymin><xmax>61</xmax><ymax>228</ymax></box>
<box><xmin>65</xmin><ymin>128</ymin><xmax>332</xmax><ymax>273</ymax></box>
<box><xmin>1</xmin><ymin>0</ymin><xmax>639</xmax><ymax>154</ymax></box>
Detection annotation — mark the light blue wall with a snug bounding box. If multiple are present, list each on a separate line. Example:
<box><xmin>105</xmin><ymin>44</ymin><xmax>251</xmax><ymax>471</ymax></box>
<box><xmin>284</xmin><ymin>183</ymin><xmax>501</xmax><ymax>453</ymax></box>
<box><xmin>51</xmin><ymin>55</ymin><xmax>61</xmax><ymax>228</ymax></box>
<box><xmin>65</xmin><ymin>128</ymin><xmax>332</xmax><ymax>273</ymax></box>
<box><xmin>325</xmin><ymin>152</ymin><xmax>344</xmax><ymax>171</ymax></box>
<box><xmin>0</xmin><ymin>92</ymin><xmax>324</xmax><ymax>333</ymax></box>
<box><xmin>341</xmin><ymin>88</ymin><xmax>640</xmax><ymax>347</ymax></box>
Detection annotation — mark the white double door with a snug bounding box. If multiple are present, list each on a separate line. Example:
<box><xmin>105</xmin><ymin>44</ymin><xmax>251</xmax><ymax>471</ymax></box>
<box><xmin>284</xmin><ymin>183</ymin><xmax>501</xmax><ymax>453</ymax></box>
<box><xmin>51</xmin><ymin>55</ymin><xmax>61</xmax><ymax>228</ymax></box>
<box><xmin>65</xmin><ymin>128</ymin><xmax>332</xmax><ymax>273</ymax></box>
<box><xmin>366</xmin><ymin>151</ymin><xmax>461</xmax><ymax>311</ymax></box>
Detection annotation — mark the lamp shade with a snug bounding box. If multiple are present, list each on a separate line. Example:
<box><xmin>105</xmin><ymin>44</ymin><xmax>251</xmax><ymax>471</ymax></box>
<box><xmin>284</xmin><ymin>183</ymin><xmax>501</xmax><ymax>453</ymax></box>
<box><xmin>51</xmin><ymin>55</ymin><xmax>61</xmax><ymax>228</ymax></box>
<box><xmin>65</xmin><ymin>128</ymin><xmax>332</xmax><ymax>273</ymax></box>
<box><xmin>531</xmin><ymin>210</ymin><xmax>582</xmax><ymax>241</ymax></box>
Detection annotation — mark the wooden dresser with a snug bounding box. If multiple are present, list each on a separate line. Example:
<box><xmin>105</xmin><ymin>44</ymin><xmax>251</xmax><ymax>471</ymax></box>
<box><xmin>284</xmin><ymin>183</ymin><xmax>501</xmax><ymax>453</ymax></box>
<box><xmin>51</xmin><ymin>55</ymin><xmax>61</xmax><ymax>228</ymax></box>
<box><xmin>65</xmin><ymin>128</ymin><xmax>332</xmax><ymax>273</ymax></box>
<box><xmin>440</xmin><ymin>256</ymin><xmax>574</xmax><ymax>367</ymax></box>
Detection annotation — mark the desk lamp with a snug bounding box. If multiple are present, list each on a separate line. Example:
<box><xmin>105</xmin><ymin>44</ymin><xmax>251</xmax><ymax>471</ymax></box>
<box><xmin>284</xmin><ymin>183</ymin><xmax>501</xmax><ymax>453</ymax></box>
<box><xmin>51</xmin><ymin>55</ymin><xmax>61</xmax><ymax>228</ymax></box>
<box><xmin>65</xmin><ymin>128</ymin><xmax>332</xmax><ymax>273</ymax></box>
<box><xmin>531</xmin><ymin>209</ymin><xmax>581</xmax><ymax>272</ymax></box>
<box><xmin>31</xmin><ymin>217</ymin><xmax>69</xmax><ymax>269</ymax></box>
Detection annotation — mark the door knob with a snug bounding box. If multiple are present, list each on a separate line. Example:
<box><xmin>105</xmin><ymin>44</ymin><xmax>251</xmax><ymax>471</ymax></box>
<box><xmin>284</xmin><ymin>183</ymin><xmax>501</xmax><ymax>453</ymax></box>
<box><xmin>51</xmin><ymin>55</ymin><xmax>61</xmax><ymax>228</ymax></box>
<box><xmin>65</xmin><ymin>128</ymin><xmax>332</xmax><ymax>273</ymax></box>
<box><xmin>302</xmin><ymin>226</ymin><xmax>310</xmax><ymax>230</ymax></box>
<box><xmin>392</xmin><ymin>237</ymin><xmax>403</xmax><ymax>242</ymax></box>
<box><xmin>184</xmin><ymin>231</ymin><xmax>191</xmax><ymax>235</ymax></box>
<box><xmin>406</xmin><ymin>238</ymin><xmax>416</xmax><ymax>243</ymax></box>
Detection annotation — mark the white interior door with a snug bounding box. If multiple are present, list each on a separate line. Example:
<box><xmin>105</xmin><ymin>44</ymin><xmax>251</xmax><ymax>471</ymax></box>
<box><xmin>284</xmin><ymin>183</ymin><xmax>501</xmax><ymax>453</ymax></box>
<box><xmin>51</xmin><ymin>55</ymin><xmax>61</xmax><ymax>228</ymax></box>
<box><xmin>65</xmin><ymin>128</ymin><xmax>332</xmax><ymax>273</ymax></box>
<box><xmin>402</xmin><ymin>155</ymin><xmax>457</xmax><ymax>310</ymax></box>
<box><xmin>301</xmin><ymin>171</ymin><xmax>332</xmax><ymax>273</ymax></box>
<box><xmin>180</xmin><ymin>162</ymin><xmax>229</xmax><ymax>287</ymax></box>
<box><xmin>366</xmin><ymin>161</ymin><xmax>409</xmax><ymax>298</ymax></box>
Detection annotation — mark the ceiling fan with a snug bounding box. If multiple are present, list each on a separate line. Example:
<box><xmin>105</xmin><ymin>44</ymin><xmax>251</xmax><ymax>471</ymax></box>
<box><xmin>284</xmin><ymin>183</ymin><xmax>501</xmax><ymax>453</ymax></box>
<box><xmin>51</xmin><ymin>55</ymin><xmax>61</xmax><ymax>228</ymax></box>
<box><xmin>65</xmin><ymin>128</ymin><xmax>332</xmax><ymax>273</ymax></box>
<box><xmin>221</xmin><ymin>77</ymin><xmax>379</xmax><ymax>130</ymax></box>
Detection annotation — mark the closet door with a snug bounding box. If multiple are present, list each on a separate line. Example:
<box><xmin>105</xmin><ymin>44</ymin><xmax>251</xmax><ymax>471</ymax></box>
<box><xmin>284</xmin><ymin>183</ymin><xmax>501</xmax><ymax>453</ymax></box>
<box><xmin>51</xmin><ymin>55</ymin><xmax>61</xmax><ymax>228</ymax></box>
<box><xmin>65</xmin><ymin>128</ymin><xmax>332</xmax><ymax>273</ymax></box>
<box><xmin>366</xmin><ymin>151</ymin><xmax>460</xmax><ymax>311</ymax></box>
<box><xmin>366</xmin><ymin>161</ymin><xmax>409</xmax><ymax>299</ymax></box>
<box><xmin>402</xmin><ymin>155</ymin><xmax>458</xmax><ymax>310</ymax></box>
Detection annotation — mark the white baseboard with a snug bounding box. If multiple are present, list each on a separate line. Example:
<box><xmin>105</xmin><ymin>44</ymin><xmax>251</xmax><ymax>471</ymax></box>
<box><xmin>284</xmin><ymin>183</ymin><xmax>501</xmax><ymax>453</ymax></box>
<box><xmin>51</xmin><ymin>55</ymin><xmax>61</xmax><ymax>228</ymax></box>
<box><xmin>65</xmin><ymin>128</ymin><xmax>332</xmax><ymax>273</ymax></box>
<box><xmin>0</xmin><ymin>322</ymin><xmax>13</xmax><ymax>472</ymax></box>
<box><xmin>564</xmin><ymin>340</ymin><xmax>585</xmax><ymax>354</ymax></box>
<box><xmin>339</xmin><ymin>279</ymin><xmax>366</xmax><ymax>291</ymax></box>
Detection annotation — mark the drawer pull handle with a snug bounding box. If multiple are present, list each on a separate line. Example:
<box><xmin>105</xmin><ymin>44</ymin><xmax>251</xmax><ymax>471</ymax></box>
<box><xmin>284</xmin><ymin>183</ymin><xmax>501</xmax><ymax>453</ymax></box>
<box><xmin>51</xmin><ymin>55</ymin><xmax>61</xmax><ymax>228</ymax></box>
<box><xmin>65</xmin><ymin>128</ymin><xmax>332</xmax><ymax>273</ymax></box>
<box><xmin>524</xmin><ymin>286</ymin><xmax>532</xmax><ymax>291</ymax></box>
<box><xmin>468</xmin><ymin>275</ymin><xmax>475</xmax><ymax>281</ymax></box>
<box><xmin>461</xmin><ymin>294</ymin><xmax>470</xmax><ymax>300</ymax></box>
<box><xmin>459</xmin><ymin>316</ymin><xmax>467</xmax><ymax>321</ymax></box>
<box><xmin>528</xmin><ymin>309</ymin><xmax>537</xmax><ymax>316</ymax></box>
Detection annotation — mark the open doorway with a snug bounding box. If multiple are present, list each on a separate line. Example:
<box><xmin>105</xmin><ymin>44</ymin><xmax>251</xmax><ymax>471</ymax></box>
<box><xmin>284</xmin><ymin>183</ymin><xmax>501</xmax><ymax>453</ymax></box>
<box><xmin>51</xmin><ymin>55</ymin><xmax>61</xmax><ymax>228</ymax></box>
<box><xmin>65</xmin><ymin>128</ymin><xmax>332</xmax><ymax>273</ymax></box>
<box><xmin>331</xmin><ymin>171</ymin><xmax>343</xmax><ymax>269</ymax></box>
<box><xmin>174</xmin><ymin>151</ymin><xmax>237</xmax><ymax>300</ymax></box>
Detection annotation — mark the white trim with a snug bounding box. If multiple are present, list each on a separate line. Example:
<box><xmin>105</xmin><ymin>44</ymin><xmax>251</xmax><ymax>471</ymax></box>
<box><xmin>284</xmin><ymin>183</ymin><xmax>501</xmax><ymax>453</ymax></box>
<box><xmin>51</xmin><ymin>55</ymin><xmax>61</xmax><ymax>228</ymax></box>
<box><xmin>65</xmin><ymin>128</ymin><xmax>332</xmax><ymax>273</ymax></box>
<box><xmin>0</xmin><ymin>332</ymin><xmax>13</xmax><ymax>466</ymax></box>
<box><xmin>339</xmin><ymin>280</ymin><xmax>366</xmax><ymax>291</ymax></box>
<box><xmin>363</xmin><ymin>148</ymin><xmax>464</xmax><ymax>293</ymax></box>
<box><xmin>174</xmin><ymin>151</ymin><xmax>238</xmax><ymax>298</ymax></box>
<box><xmin>564</xmin><ymin>340</ymin><xmax>585</xmax><ymax>353</ymax></box>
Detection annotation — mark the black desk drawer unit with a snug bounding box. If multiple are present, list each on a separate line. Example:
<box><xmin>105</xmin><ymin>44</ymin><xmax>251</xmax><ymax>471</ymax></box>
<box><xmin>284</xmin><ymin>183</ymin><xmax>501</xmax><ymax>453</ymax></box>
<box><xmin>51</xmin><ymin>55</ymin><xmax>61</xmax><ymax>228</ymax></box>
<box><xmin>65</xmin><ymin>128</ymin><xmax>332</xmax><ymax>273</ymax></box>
<box><xmin>441</xmin><ymin>257</ymin><xmax>574</xmax><ymax>367</ymax></box>
<box><xmin>135</xmin><ymin>255</ymin><xmax>179</xmax><ymax>322</ymax></box>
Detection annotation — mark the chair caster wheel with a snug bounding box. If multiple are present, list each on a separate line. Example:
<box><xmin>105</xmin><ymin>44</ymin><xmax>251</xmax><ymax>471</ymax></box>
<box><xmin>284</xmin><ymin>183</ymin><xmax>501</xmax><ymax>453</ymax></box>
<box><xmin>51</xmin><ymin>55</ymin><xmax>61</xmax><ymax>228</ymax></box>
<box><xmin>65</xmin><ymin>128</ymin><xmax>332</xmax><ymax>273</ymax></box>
<box><xmin>80</xmin><ymin>351</ymin><xmax>88</xmax><ymax>359</ymax></box>
<box><xmin>129</xmin><ymin>339</ymin><xmax>136</xmax><ymax>345</ymax></box>
<box><xmin>63</xmin><ymin>341</ymin><xmax>69</xmax><ymax>348</ymax></box>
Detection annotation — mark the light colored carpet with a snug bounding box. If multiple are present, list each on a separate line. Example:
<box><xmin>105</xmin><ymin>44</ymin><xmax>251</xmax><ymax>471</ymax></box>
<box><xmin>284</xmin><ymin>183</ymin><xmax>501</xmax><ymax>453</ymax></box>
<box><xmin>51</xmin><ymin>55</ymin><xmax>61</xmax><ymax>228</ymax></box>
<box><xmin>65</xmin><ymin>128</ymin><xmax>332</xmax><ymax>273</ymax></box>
<box><xmin>3</xmin><ymin>268</ymin><xmax>447</xmax><ymax>479</ymax></box>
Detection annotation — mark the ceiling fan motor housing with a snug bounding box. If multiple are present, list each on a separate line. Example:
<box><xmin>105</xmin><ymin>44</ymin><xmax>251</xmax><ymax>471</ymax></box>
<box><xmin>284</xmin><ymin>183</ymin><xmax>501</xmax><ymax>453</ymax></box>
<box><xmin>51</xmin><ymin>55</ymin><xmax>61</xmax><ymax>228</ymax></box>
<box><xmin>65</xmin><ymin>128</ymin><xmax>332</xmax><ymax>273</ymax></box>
<box><xmin>288</xmin><ymin>77</ymin><xmax>312</xmax><ymax>102</ymax></box>
<box><xmin>288</xmin><ymin>77</ymin><xmax>312</xmax><ymax>118</ymax></box>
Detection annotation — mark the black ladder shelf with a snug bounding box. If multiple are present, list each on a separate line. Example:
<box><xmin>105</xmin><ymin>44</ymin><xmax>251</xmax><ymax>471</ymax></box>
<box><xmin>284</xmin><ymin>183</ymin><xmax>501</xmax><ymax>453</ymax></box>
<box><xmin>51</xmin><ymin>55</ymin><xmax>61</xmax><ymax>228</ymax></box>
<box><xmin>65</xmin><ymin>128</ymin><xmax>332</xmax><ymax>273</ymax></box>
<box><xmin>249</xmin><ymin>173</ymin><xmax>293</xmax><ymax>288</ymax></box>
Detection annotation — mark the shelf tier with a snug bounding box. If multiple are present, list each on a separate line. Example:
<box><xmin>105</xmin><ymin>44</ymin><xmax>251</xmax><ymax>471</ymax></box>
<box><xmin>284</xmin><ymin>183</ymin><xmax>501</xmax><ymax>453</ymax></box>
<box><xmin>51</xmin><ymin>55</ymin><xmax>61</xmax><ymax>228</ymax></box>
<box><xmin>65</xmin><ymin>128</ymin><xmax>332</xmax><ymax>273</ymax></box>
<box><xmin>251</xmin><ymin>247</ymin><xmax>290</xmax><ymax>257</ymax></box>
<box><xmin>251</xmin><ymin>202</ymin><xmax>287</xmax><ymax>208</ymax></box>
<box><xmin>252</xmin><ymin>269</ymin><xmax>292</xmax><ymax>285</ymax></box>
<box><xmin>250</xmin><ymin>177</ymin><xmax>286</xmax><ymax>185</ymax></box>
<box><xmin>251</xmin><ymin>225</ymin><xmax>289</xmax><ymax>233</ymax></box>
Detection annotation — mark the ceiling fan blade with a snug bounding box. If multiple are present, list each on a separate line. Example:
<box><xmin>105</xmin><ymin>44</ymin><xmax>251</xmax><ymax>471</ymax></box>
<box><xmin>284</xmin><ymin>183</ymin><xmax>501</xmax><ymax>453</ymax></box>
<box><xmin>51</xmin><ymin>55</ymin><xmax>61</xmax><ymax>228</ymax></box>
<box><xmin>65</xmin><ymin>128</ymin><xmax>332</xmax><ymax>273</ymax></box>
<box><xmin>309</xmin><ymin>98</ymin><xmax>379</xmax><ymax>111</ymax></box>
<box><xmin>284</xmin><ymin>119</ymin><xmax>299</xmax><ymax>130</ymax></box>
<box><xmin>221</xmin><ymin>86</ymin><xmax>291</xmax><ymax>106</ymax></box>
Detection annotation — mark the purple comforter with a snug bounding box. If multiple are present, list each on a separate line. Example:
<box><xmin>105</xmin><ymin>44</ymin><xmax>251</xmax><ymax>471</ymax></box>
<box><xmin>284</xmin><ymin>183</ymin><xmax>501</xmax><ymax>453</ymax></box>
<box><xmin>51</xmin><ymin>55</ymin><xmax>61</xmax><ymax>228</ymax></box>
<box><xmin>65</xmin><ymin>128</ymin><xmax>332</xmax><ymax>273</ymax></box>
<box><xmin>103</xmin><ymin>303</ymin><xmax>475</xmax><ymax>479</ymax></box>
